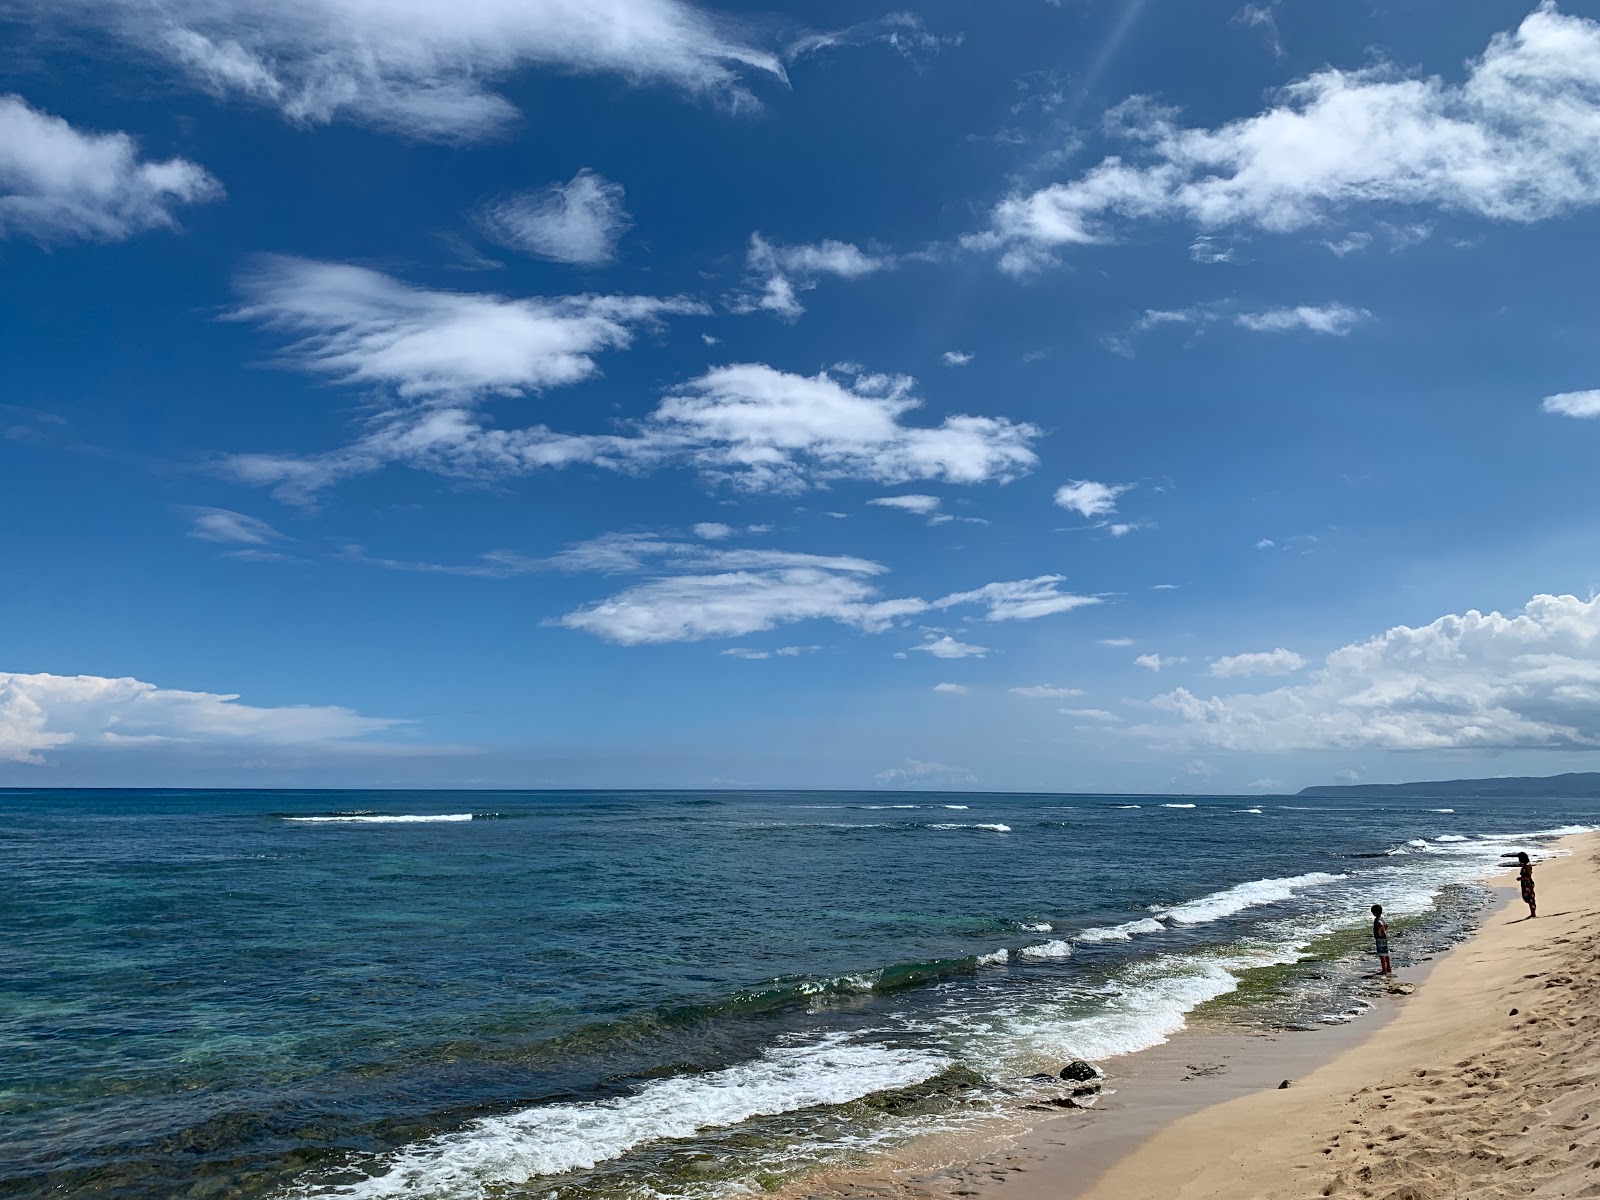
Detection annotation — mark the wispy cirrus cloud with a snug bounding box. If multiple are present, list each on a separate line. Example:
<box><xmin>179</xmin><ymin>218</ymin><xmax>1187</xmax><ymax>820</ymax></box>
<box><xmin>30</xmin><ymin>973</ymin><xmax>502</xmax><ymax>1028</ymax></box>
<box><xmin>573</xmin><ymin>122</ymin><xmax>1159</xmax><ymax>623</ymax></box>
<box><xmin>46</xmin><ymin>0</ymin><xmax>786</xmax><ymax>141</ymax></box>
<box><xmin>185</xmin><ymin>507</ymin><xmax>284</xmax><ymax>545</ymax></box>
<box><xmin>0</xmin><ymin>94</ymin><xmax>220</xmax><ymax>242</ymax></box>
<box><xmin>975</xmin><ymin>5</ymin><xmax>1600</xmax><ymax>273</ymax></box>
<box><xmin>477</xmin><ymin>169</ymin><xmax>632</xmax><ymax>265</ymax></box>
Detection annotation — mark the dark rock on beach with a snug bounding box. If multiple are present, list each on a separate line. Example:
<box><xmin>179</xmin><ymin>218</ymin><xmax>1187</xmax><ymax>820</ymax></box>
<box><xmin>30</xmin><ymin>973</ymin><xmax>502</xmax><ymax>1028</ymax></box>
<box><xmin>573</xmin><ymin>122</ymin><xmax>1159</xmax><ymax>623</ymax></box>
<box><xmin>1059</xmin><ymin>1059</ymin><xmax>1099</xmax><ymax>1082</ymax></box>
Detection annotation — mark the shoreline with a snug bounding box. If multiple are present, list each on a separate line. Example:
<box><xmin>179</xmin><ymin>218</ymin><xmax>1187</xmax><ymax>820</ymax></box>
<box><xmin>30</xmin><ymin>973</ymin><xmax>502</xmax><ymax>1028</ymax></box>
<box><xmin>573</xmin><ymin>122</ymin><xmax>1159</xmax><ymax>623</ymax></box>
<box><xmin>781</xmin><ymin>832</ymin><xmax>1596</xmax><ymax>1200</ymax></box>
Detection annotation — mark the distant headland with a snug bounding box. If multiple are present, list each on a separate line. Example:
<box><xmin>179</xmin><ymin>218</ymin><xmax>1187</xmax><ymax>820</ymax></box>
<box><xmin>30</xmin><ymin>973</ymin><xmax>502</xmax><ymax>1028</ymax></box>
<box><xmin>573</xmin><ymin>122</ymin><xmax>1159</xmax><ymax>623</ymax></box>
<box><xmin>1297</xmin><ymin>771</ymin><xmax>1600</xmax><ymax>799</ymax></box>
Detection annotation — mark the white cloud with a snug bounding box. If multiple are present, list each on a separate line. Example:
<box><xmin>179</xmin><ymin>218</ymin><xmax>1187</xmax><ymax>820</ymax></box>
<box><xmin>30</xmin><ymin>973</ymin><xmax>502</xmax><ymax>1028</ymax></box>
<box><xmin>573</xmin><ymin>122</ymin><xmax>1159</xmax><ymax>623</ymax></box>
<box><xmin>232</xmin><ymin>353</ymin><xmax>1041</xmax><ymax>502</ymax></box>
<box><xmin>647</xmin><ymin>364</ymin><xmax>1040</xmax><ymax>492</ymax></box>
<box><xmin>1542</xmin><ymin>389</ymin><xmax>1600</xmax><ymax>418</ymax></box>
<box><xmin>933</xmin><ymin>575</ymin><xmax>1100</xmax><ymax>622</ymax></box>
<box><xmin>933</xmin><ymin>682</ymin><xmax>968</xmax><ymax>694</ymax></box>
<box><xmin>874</xmin><ymin>757</ymin><xmax>977</xmax><ymax>786</ymax></box>
<box><xmin>979</xmin><ymin>4</ymin><xmax>1600</xmax><ymax>272</ymax></box>
<box><xmin>1098</xmin><ymin>637</ymin><xmax>1135</xmax><ymax>647</ymax></box>
<box><xmin>692</xmin><ymin>522</ymin><xmax>735</xmax><ymax>540</ymax></box>
<box><xmin>868</xmin><ymin>494</ymin><xmax>942</xmax><ymax>516</ymax></box>
<box><xmin>1209</xmin><ymin>647</ymin><xmax>1307</xmax><ymax>677</ymax></box>
<box><xmin>1325</xmin><ymin>232</ymin><xmax>1373</xmax><ymax>256</ymax></box>
<box><xmin>1248</xmin><ymin>777</ymin><xmax>1283</xmax><ymax>791</ymax></box>
<box><xmin>186</xmin><ymin>507</ymin><xmax>283</xmax><ymax>545</ymax></box>
<box><xmin>477</xmin><ymin>169</ymin><xmax>631</xmax><ymax>265</ymax></box>
<box><xmin>0</xmin><ymin>670</ymin><xmax>405</xmax><ymax>765</ymax></box>
<box><xmin>1136</xmin><ymin>653</ymin><xmax>1189</xmax><ymax>671</ymax></box>
<box><xmin>1010</xmin><ymin>684</ymin><xmax>1085</xmax><ymax>698</ymax></box>
<box><xmin>914</xmin><ymin>634</ymin><xmax>989</xmax><ymax>659</ymax></box>
<box><xmin>231</xmin><ymin>256</ymin><xmax>704</xmax><ymax>400</ymax></box>
<box><xmin>787</xmin><ymin>13</ymin><xmax>961</xmax><ymax>64</ymax></box>
<box><xmin>60</xmin><ymin>0</ymin><xmax>785</xmax><ymax>141</ymax></box>
<box><xmin>1060</xmin><ymin>707</ymin><xmax>1121</xmax><ymax>722</ymax></box>
<box><xmin>1184</xmin><ymin>758</ymin><xmax>1217</xmax><ymax>777</ymax></box>
<box><xmin>1254</xmin><ymin>538</ymin><xmax>1276</xmax><ymax>549</ymax></box>
<box><xmin>1054</xmin><ymin>479</ymin><xmax>1130</xmax><ymax>518</ymax></box>
<box><xmin>1188</xmin><ymin>235</ymin><xmax>1234</xmax><ymax>263</ymax></box>
<box><xmin>941</xmin><ymin>351</ymin><xmax>974</xmax><ymax>366</ymax></box>
<box><xmin>0</xmin><ymin>94</ymin><xmax>219</xmax><ymax>242</ymax></box>
<box><xmin>733</xmin><ymin>233</ymin><xmax>892</xmax><ymax>320</ymax></box>
<box><xmin>1141</xmin><ymin>593</ymin><xmax>1600</xmax><ymax>751</ymax></box>
<box><xmin>1234</xmin><ymin>303</ymin><xmax>1370</xmax><ymax>334</ymax></box>
<box><xmin>721</xmin><ymin>647</ymin><xmax>769</xmax><ymax>659</ymax></box>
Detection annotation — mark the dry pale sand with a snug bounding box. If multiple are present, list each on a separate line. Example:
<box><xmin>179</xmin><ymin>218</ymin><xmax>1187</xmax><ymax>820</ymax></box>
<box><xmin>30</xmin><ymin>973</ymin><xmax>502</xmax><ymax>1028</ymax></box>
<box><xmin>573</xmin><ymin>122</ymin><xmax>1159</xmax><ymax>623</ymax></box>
<box><xmin>787</xmin><ymin>832</ymin><xmax>1600</xmax><ymax>1200</ymax></box>
<box><xmin>1068</xmin><ymin>831</ymin><xmax>1600</xmax><ymax>1200</ymax></box>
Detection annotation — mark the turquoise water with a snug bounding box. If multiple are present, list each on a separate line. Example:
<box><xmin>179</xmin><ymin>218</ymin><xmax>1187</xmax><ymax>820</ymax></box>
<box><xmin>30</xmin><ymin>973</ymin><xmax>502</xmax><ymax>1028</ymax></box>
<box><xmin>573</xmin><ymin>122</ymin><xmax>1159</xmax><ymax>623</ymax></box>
<box><xmin>2</xmin><ymin>789</ymin><xmax>1593</xmax><ymax>1199</ymax></box>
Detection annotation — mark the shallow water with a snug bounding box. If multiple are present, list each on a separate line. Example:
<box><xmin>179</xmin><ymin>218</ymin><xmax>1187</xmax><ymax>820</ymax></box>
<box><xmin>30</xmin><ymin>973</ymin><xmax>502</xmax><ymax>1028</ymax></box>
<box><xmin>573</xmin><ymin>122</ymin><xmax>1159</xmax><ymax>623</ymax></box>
<box><xmin>2</xmin><ymin>788</ymin><xmax>1593</xmax><ymax>1200</ymax></box>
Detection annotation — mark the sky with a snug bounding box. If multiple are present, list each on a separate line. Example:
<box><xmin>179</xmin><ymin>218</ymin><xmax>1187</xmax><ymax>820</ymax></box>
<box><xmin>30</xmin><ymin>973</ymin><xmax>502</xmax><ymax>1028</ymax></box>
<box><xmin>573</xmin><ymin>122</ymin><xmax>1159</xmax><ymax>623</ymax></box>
<box><xmin>4</xmin><ymin>0</ymin><xmax>1600</xmax><ymax>793</ymax></box>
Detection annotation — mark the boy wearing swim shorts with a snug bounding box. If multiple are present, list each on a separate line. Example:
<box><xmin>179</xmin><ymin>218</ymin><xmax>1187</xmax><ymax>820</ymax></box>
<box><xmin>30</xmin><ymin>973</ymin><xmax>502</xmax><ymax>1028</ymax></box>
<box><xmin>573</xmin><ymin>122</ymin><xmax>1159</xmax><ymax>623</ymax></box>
<box><xmin>1371</xmin><ymin>904</ymin><xmax>1391</xmax><ymax>975</ymax></box>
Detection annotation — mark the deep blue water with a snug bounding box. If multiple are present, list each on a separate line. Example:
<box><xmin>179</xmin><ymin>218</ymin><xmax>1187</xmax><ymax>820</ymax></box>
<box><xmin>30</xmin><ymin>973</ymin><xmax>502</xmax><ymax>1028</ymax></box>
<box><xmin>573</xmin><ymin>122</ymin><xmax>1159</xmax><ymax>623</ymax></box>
<box><xmin>2</xmin><ymin>789</ymin><xmax>1594</xmax><ymax>1200</ymax></box>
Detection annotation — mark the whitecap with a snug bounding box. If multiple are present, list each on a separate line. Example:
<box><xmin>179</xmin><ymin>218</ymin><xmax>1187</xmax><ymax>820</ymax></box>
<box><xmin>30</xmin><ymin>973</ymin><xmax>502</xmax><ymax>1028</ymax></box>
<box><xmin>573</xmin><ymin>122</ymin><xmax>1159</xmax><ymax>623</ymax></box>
<box><xmin>1114</xmin><ymin>805</ymin><xmax>1142</xmax><ymax>809</ymax></box>
<box><xmin>1018</xmin><ymin>921</ymin><xmax>1053</xmax><ymax>933</ymax></box>
<box><xmin>942</xmin><ymin>805</ymin><xmax>970</xmax><ymax>810</ymax></box>
<box><xmin>1158</xmin><ymin>871</ymin><xmax>1348</xmax><ymax>926</ymax></box>
<box><xmin>1160</xmin><ymin>803</ymin><xmax>1196</xmax><ymax>809</ymax></box>
<box><xmin>1075</xmin><ymin>917</ymin><xmax>1167</xmax><ymax>943</ymax></box>
<box><xmin>1017</xmin><ymin>939</ymin><xmax>1074</xmax><ymax>960</ymax></box>
<box><xmin>1430</xmin><ymin>808</ymin><xmax>1455</xmax><ymax>813</ymax></box>
<box><xmin>928</xmin><ymin>822</ymin><xmax>1011</xmax><ymax>833</ymax></box>
<box><xmin>1433</xmin><ymin>834</ymin><xmax>1470</xmax><ymax>843</ymax></box>
<box><xmin>1235</xmin><ymin>807</ymin><xmax>1264</xmax><ymax>815</ymax></box>
<box><xmin>284</xmin><ymin>814</ymin><xmax>473</xmax><ymax>824</ymax></box>
<box><xmin>292</xmin><ymin>1032</ymin><xmax>947</xmax><ymax>1199</ymax></box>
<box><xmin>975</xmin><ymin>948</ymin><xmax>1010</xmax><ymax>967</ymax></box>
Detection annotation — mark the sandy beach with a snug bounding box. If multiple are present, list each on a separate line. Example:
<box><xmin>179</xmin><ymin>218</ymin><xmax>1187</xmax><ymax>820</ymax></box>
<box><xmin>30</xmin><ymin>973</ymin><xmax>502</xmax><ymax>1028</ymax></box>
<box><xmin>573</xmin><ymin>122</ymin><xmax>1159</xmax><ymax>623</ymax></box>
<box><xmin>792</xmin><ymin>832</ymin><xmax>1600</xmax><ymax>1200</ymax></box>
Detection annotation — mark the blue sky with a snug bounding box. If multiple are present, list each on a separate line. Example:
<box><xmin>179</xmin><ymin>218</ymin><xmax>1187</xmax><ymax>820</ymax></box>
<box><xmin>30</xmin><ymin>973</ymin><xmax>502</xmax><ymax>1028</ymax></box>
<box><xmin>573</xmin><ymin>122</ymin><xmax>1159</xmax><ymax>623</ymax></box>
<box><xmin>5</xmin><ymin>0</ymin><xmax>1600</xmax><ymax>792</ymax></box>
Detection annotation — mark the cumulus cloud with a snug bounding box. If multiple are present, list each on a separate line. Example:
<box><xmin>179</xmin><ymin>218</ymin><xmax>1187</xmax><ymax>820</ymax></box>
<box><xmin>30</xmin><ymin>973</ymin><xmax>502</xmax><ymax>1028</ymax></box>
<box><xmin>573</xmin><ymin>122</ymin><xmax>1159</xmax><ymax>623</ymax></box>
<box><xmin>1542</xmin><ymin>389</ymin><xmax>1600</xmax><ymax>418</ymax></box>
<box><xmin>914</xmin><ymin>634</ymin><xmax>989</xmax><ymax>659</ymax></box>
<box><xmin>874</xmin><ymin>757</ymin><xmax>977</xmax><ymax>786</ymax></box>
<box><xmin>477</xmin><ymin>169</ymin><xmax>631</xmax><ymax>265</ymax></box>
<box><xmin>544</xmin><ymin>534</ymin><xmax>1094</xmax><ymax>646</ymax></box>
<box><xmin>692</xmin><ymin>522</ymin><xmax>735</xmax><ymax>540</ymax></box>
<box><xmin>1140</xmin><ymin>593</ymin><xmax>1600</xmax><ymax>751</ymax></box>
<box><xmin>1010</xmin><ymin>684</ymin><xmax>1085</xmax><ymax>698</ymax></box>
<box><xmin>977</xmin><ymin>4</ymin><xmax>1600</xmax><ymax>272</ymax></box>
<box><xmin>185</xmin><ymin>507</ymin><xmax>283</xmax><ymax>545</ymax></box>
<box><xmin>0</xmin><ymin>94</ymin><xmax>219</xmax><ymax>242</ymax></box>
<box><xmin>1234</xmin><ymin>304</ymin><xmax>1370</xmax><ymax>334</ymax></box>
<box><xmin>1136</xmin><ymin>653</ymin><xmax>1189</xmax><ymax>671</ymax></box>
<box><xmin>1209</xmin><ymin>647</ymin><xmax>1307</xmax><ymax>677</ymax></box>
<box><xmin>227</xmin><ymin>310</ymin><xmax>1041</xmax><ymax>501</ymax></box>
<box><xmin>1054</xmin><ymin>479</ymin><xmax>1130</xmax><ymax>518</ymax></box>
<box><xmin>732</xmin><ymin>233</ymin><xmax>893</xmax><ymax>320</ymax></box>
<box><xmin>50</xmin><ymin>0</ymin><xmax>785</xmax><ymax>141</ymax></box>
<box><xmin>941</xmin><ymin>351</ymin><xmax>974</xmax><ymax>366</ymax></box>
<box><xmin>0</xmin><ymin>670</ymin><xmax>406</xmax><ymax>765</ymax></box>
<box><xmin>932</xmin><ymin>682</ymin><xmax>968</xmax><ymax>694</ymax></box>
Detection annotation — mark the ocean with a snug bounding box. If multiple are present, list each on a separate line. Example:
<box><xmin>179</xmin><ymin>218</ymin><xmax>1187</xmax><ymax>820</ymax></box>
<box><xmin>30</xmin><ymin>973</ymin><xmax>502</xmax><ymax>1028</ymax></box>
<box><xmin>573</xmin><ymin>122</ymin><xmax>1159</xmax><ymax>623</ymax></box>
<box><xmin>3</xmin><ymin>788</ymin><xmax>1594</xmax><ymax>1200</ymax></box>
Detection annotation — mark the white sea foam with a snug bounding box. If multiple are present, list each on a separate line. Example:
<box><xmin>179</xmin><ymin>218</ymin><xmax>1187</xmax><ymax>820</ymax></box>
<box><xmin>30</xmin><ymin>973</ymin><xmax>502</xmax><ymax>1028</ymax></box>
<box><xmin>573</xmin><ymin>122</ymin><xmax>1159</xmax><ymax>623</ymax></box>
<box><xmin>284</xmin><ymin>814</ymin><xmax>473</xmax><ymax>824</ymax></box>
<box><xmin>291</xmin><ymin>1033</ymin><xmax>947</xmax><ymax>1199</ymax></box>
<box><xmin>975</xmin><ymin>948</ymin><xmax>1010</xmax><ymax>967</ymax></box>
<box><xmin>1018</xmin><ymin>921</ymin><xmax>1052</xmax><ymax>933</ymax></box>
<box><xmin>1433</xmin><ymin>834</ymin><xmax>1470</xmax><ymax>842</ymax></box>
<box><xmin>1017</xmin><ymin>939</ymin><xmax>1073</xmax><ymax>960</ymax></box>
<box><xmin>942</xmin><ymin>805</ymin><xmax>970</xmax><ymax>810</ymax></box>
<box><xmin>1114</xmin><ymin>804</ymin><xmax>1142</xmax><ymax>809</ymax></box>
<box><xmin>1235</xmin><ymin>807</ymin><xmax>1264</xmax><ymax>815</ymax></box>
<box><xmin>1075</xmin><ymin>917</ymin><xmax>1167</xmax><ymax>943</ymax></box>
<box><xmin>863</xmin><ymin>805</ymin><xmax>920</xmax><ymax>810</ymax></box>
<box><xmin>928</xmin><ymin>823</ymin><xmax>1011</xmax><ymax>833</ymax></box>
<box><xmin>1431</xmin><ymin>808</ymin><xmax>1455</xmax><ymax>813</ymax></box>
<box><xmin>1161</xmin><ymin>803</ymin><xmax>1196</xmax><ymax>809</ymax></box>
<box><xmin>1159</xmin><ymin>871</ymin><xmax>1347</xmax><ymax>926</ymax></box>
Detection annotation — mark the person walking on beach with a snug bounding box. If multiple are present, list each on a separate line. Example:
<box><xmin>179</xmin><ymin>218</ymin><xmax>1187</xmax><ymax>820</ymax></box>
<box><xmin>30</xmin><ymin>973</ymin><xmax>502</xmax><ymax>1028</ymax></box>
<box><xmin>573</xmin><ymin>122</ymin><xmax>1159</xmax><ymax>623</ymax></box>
<box><xmin>1371</xmin><ymin>904</ymin><xmax>1391</xmax><ymax>975</ymax></box>
<box><xmin>1517</xmin><ymin>851</ymin><xmax>1537</xmax><ymax>918</ymax></box>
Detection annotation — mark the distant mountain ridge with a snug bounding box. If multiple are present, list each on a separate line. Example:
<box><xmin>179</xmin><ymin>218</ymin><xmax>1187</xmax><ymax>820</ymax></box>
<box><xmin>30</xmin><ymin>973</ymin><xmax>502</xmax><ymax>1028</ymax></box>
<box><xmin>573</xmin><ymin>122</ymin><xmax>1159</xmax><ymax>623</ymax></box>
<box><xmin>1297</xmin><ymin>772</ymin><xmax>1600</xmax><ymax>799</ymax></box>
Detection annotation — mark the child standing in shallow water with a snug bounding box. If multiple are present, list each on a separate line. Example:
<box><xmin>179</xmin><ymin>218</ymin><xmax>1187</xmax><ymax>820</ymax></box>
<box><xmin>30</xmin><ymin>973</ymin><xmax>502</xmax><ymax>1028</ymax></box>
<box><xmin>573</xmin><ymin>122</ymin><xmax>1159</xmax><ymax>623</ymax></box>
<box><xmin>1371</xmin><ymin>904</ymin><xmax>1391</xmax><ymax>975</ymax></box>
